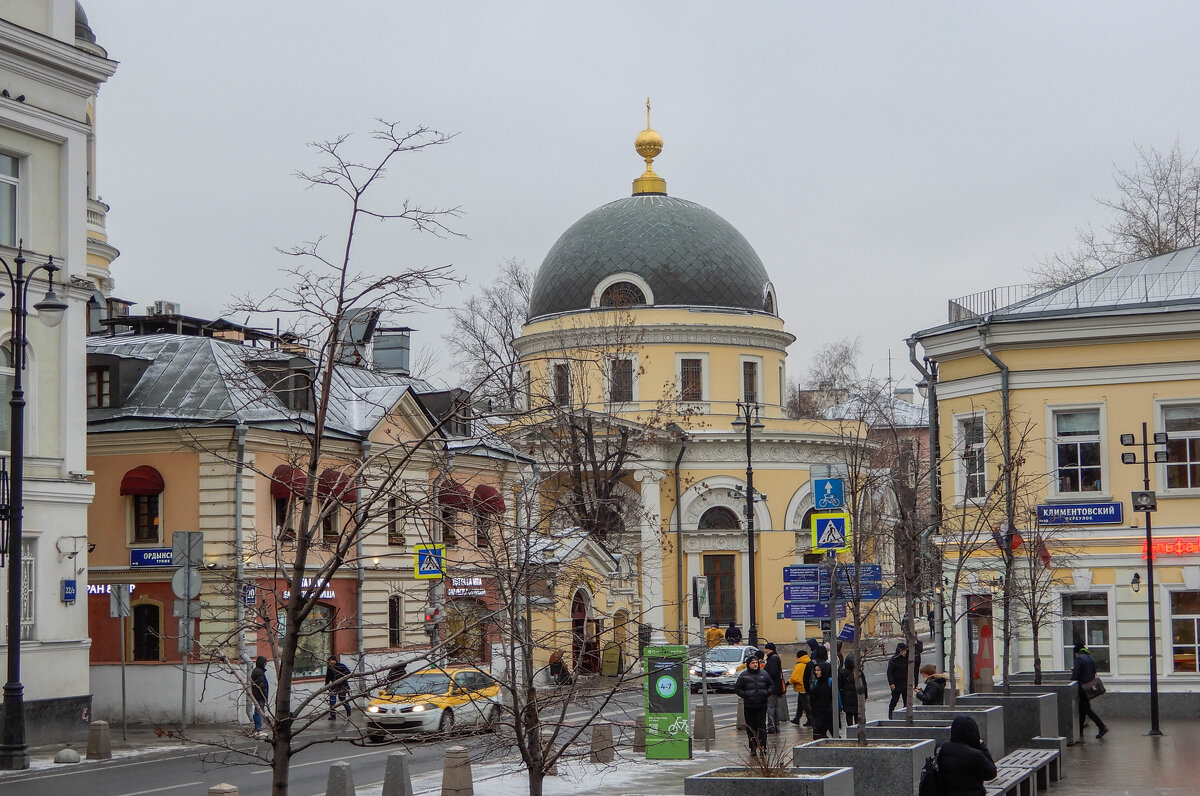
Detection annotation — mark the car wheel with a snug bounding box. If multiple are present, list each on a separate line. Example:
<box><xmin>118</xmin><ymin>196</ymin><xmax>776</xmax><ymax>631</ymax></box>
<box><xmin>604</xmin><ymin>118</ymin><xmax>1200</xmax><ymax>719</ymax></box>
<box><xmin>368</xmin><ymin>730</ymin><xmax>386</xmax><ymax>743</ymax></box>
<box><xmin>439</xmin><ymin>709</ymin><xmax>455</xmax><ymax>734</ymax></box>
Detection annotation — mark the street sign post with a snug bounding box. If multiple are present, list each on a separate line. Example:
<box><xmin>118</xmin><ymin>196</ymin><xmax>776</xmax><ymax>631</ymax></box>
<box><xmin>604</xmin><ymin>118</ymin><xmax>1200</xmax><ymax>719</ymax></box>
<box><xmin>109</xmin><ymin>584</ymin><xmax>130</xmax><ymax>740</ymax></box>
<box><xmin>171</xmin><ymin>532</ymin><xmax>203</xmax><ymax>735</ymax></box>
<box><xmin>644</xmin><ymin>644</ymin><xmax>690</xmax><ymax>759</ymax></box>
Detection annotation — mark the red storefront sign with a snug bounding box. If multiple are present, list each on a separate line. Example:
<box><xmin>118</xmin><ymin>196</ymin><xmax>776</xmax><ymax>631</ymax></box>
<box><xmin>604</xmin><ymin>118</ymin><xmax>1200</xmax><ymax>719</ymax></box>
<box><xmin>1142</xmin><ymin>536</ymin><xmax>1200</xmax><ymax>559</ymax></box>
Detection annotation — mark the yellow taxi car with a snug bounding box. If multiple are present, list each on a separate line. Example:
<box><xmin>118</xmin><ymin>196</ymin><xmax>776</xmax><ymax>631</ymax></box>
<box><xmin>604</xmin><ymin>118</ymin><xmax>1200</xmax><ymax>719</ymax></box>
<box><xmin>364</xmin><ymin>665</ymin><xmax>501</xmax><ymax>739</ymax></box>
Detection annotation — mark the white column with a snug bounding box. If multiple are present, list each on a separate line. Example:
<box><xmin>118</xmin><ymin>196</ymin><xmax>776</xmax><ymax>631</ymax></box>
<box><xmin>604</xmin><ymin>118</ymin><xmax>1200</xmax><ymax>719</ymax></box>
<box><xmin>635</xmin><ymin>469</ymin><xmax>667</xmax><ymax>644</ymax></box>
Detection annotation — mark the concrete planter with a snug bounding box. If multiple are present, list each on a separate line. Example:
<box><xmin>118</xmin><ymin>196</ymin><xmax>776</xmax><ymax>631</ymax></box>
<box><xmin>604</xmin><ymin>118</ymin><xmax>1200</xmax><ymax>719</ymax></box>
<box><xmin>912</xmin><ymin>705</ymin><xmax>1005</xmax><ymax>755</ymax></box>
<box><xmin>1005</xmin><ymin>682</ymin><xmax>1078</xmax><ymax>745</ymax></box>
<box><xmin>793</xmin><ymin>738</ymin><xmax>933</xmax><ymax>796</ymax></box>
<box><xmin>849</xmin><ymin>722</ymin><xmax>953</xmax><ymax>746</ymax></box>
<box><xmin>958</xmin><ymin>692</ymin><xmax>1056</xmax><ymax>752</ymax></box>
<box><xmin>684</xmin><ymin>766</ymin><xmax>854</xmax><ymax>796</ymax></box>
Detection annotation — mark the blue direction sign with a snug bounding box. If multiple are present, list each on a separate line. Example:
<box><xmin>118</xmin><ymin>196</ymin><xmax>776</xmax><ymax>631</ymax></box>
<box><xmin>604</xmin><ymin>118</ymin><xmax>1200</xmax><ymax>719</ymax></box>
<box><xmin>784</xmin><ymin>583</ymin><xmax>821</xmax><ymax>602</ymax></box>
<box><xmin>784</xmin><ymin>602</ymin><xmax>848</xmax><ymax>620</ymax></box>
<box><xmin>784</xmin><ymin>564</ymin><xmax>883</xmax><ymax>601</ymax></box>
<box><xmin>813</xmin><ymin>478</ymin><xmax>845</xmax><ymax>510</ymax></box>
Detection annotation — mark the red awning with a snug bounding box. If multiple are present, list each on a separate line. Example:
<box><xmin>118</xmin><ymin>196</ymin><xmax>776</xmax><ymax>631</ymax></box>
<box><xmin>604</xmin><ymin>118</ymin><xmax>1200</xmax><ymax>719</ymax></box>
<box><xmin>270</xmin><ymin>465</ymin><xmax>308</xmax><ymax>500</ymax></box>
<box><xmin>438</xmin><ymin>479</ymin><xmax>471</xmax><ymax>510</ymax></box>
<box><xmin>120</xmin><ymin>465</ymin><xmax>165</xmax><ymax>496</ymax></box>
<box><xmin>319</xmin><ymin>468</ymin><xmax>359</xmax><ymax>503</ymax></box>
<box><xmin>472</xmin><ymin>484</ymin><xmax>506</xmax><ymax>514</ymax></box>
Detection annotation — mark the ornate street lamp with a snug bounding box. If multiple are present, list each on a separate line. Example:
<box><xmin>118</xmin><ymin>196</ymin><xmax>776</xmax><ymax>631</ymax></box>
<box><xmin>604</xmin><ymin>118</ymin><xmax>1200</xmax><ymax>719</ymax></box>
<box><xmin>0</xmin><ymin>247</ymin><xmax>67</xmax><ymax>771</ymax></box>
<box><xmin>732</xmin><ymin>401</ymin><xmax>764</xmax><ymax>648</ymax></box>
<box><xmin>1120</xmin><ymin>423</ymin><xmax>1169</xmax><ymax>738</ymax></box>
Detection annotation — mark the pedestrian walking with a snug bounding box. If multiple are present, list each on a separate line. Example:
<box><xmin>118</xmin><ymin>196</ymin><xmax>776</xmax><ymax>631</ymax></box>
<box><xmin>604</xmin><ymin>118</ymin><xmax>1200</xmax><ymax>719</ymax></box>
<box><xmin>324</xmin><ymin>655</ymin><xmax>353</xmax><ymax>720</ymax></box>
<box><xmin>788</xmin><ymin>647</ymin><xmax>811</xmax><ymax>726</ymax></box>
<box><xmin>733</xmin><ymin>655</ymin><xmax>773</xmax><ymax>756</ymax></box>
<box><xmin>1071</xmin><ymin>643</ymin><xmax>1109</xmax><ymax>739</ymax></box>
<box><xmin>927</xmin><ymin>609</ymin><xmax>935</xmax><ymax>636</ymax></box>
<box><xmin>838</xmin><ymin>654</ymin><xmax>865</xmax><ymax>727</ymax></box>
<box><xmin>705</xmin><ymin>621</ymin><xmax>724</xmax><ymax>648</ymax></box>
<box><xmin>250</xmin><ymin>655</ymin><xmax>269</xmax><ymax>735</ymax></box>
<box><xmin>886</xmin><ymin>641</ymin><xmax>909</xmax><ymax>719</ymax></box>
<box><xmin>938</xmin><ymin>715</ymin><xmax>997</xmax><ymax>795</ymax></box>
<box><xmin>725</xmin><ymin>621</ymin><xmax>743</xmax><ymax>645</ymax></box>
<box><xmin>914</xmin><ymin>664</ymin><xmax>947</xmax><ymax>706</ymax></box>
<box><xmin>808</xmin><ymin>654</ymin><xmax>835</xmax><ymax>740</ymax></box>
<box><xmin>763</xmin><ymin>642</ymin><xmax>785</xmax><ymax>732</ymax></box>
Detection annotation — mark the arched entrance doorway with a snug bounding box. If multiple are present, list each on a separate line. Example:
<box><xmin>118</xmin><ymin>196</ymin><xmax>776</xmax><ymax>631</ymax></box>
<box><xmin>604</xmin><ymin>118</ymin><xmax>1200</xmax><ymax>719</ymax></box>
<box><xmin>571</xmin><ymin>588</ymin><xmax>601</xmax><ymax>675</ymax></box>
<box><xmin>698</xmin><ymin>506</ymin><xmax>740</xmax><ymax>625</ymax></box>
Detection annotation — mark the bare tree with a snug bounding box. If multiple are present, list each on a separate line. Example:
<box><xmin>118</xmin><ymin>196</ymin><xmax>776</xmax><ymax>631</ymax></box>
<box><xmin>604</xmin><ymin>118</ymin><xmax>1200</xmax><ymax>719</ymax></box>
<box><xmin>786</xmin><ymin>337</ymin><xmax>862</xmax><ymax>419</ymax></box>
<box><xmin>1031</xmin><ymin>142</ymin><xmax>1200</xmax><ymax>288</ymax></box>
<box><xmin>446</xmin><ymin>258</ymin><xmax>534</xmax><ymax>408</ymax></box>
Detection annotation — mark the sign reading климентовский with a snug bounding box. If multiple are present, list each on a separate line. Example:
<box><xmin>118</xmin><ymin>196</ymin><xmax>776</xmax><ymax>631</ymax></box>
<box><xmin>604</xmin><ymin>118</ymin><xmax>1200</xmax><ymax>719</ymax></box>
<box><xmin>1036</xmin><ymin>502</ymin><xmax>1123</xmax><ymax>526</ymax></box>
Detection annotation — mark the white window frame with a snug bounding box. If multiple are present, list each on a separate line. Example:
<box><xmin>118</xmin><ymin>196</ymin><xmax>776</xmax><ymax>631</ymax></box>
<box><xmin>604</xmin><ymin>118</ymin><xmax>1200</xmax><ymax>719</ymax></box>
<box><xmin>127</xmin><ymin>492</ymin><xmax>163</xmax><ymax>547</ymax></box>
<box><xmin>548</xmin><ymin>359</ymin><xmax>571</xmax><ymax>407</ymax></box>
<box><xmin>0</xmin><ymin>150</ymin><xmax>24</xmax><ymax>250</ymax></box>
<box><xmin>778</xmin><ymin>362</ymin><xmax>786</xmax><ymax>408</ymax></box>
<box><xmin>1057</xmin><ymin>588</ymin><xmax>1115</xmax><ymax>675</ymax></box>
<box><xmin>605</xmin><ymin>354</ymin><xmax>639</xmax><ymax>409</ymax></box>
<box><xmin>953</xmin><ymin>410</ymin><xmax>987</xmax><ymax>504</ymax></box>
<box><xmin>521</xmin><ymin>366</ymin><xmax>532</xmax><ymax>411</ymax></box>
<box><xmin>388</xmin><ymin>593</ymin><xmax>405</xmax><ymax>648</ymax></box>
<box><xmin>1046</xmin><ymin>403</ymin><xmax>1109</xmax><ymax>499</ymax></box>
<box><xmin>1167</xmin><ymin>588</ymin><xmax>1200</xmax><ymax>678</ymax></box>
<box><xmin>1156</xmin><ymin>399</ymin><xmax>1200</xmax><ymax>495</ymax></box>
<box><xmin>590</xmin><ymin>272</ymin><xmax>654</xmax><ymax>308</ymax></box>
<box><xmin>19</xmin><ymin>537</ymin><xmax>34</xmax><ymax>640</ymax></box>
<box><xmin>739</xmin><ymin>355</ymin><xmax>764</xmax><ymax>406</ymax></box>
<box><xmin>675</xmin><ymin>352</ymin><xmax>709</xmax><ymax>410</ymax></box>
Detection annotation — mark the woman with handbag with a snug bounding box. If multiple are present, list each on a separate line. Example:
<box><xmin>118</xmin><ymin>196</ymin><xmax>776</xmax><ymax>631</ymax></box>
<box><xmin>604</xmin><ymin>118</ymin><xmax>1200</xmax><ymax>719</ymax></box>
<box><xmin>1071</xmin><ymin>643</ymin><xmax>1109</xmax><ymax>739</ymax></box>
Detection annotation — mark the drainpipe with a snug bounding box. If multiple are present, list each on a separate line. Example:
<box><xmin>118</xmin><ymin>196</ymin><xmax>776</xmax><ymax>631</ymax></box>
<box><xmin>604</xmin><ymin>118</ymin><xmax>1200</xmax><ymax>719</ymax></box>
<box><xmin>234</xmin><ymin>422</ymin><xmax>248</xmax><ymax>666</ymax></box>
<box><xmin>356</xmin><ymin>439</ymin><xmax>372</xmax><ymax>672</ymax></box>
<box><xmin>978</xmin><ymin>319</ymin><xmax>1015</xmax><ymax>694</ymax></box>
<box><xmin>908</xmin><ymin>338</ymin><xmax>945</xmax><ymax>671</ymax></box>
<box><xmin>673</xmin><ymin>436</ymin><xmax>688</xmax><ymax>644</ymax></box>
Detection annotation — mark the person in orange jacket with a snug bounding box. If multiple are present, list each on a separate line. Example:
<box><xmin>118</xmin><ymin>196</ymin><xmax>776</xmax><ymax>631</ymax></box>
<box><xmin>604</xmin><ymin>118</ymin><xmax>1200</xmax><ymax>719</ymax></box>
<box><xmin>787</xmin><ymin>648</ymin><xmax>812</xmax><ymax>726</ymax></box>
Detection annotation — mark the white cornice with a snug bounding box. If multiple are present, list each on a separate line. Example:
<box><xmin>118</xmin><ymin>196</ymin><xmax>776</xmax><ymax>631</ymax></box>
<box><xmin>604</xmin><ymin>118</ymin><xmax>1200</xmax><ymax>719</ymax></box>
<box><xmin>935</xmin><ymin>358</ymin><xmax>1200</xmax><ymax>400</ymax></box>
<box><xmin>0</xmin><ymin>19</ymin><xmax>117</xmax><ymax>93</ymax></box>
<box><xmin>514</xmin><ymin>322</ymin><xmax>796</xmax><ymax>358</ymax></box>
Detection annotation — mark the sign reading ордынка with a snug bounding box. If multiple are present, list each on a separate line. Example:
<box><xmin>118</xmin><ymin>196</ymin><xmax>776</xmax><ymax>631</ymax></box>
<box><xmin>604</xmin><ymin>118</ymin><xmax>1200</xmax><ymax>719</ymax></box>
<box><xmin>1036</xmin><ymin>502</ymin><xmax>1123</xmax><ymax>526</ymax></box>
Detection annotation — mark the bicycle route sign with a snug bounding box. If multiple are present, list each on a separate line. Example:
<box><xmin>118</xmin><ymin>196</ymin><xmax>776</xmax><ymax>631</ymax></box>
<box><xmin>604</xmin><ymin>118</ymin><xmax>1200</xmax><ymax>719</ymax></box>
<box><xmin>813</xmin><ymin>478</ymin><xmax>844</xmax><ymax>510</ymax></box>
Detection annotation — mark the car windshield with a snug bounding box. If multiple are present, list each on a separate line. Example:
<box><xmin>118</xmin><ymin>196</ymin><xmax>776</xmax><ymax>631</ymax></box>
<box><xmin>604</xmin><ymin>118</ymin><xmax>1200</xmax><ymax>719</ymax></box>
<box><xmin>383</xmin><ymin>672</ymin><xmax>452</xmax><ymax>695</ymax></box>
<box><xmin>706</xmin><ymin>648</ymin><xmax>746</xmax><ymax>663</ymax></box>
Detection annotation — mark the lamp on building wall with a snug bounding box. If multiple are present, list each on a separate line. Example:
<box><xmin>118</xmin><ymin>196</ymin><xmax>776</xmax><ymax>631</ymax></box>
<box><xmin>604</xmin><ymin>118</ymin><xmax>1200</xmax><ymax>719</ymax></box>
<box><xmin>1120</xmin><ymin>422</ymin><xmax>1168</xmax><ymax>737</ymax></box>
<box><xmin>731</xmin><ymin>400</ymin><xmax>764</xmax><ymax>648</ymax></box>
<box><xmin>1131</xmin><ymin>572</ymin><xmax>1142</xmax><ymax>593</ymax></box>
<box><xmin>0</xmin><ymin>246</ymin><xmax>68</xmax><ymax>771</ymax></box>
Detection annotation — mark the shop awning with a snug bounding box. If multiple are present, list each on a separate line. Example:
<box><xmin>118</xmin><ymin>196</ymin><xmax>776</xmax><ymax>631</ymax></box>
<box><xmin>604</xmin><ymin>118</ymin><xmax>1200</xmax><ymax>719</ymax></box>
<box><xmin>438</xmin><ymin>479</ymin><xmax>471</xmax><ymax>510</ymax></box>
<box><xmin>472</xmin><ymin>484</ymin><xmax>506</xmax><ymax>514</ymax></box>
<box><xmin>120</xmin><ymin>465</ymin><xmax>165</xmax><ymax>496</ymax></box>
<box><xmin>319</xmin><ymin>468</ymin><xmax>358</xmax><ymax>503</ymax></box>
<box><xmin>270</xmin><ymin>465</ymin><xmax>308</xmax><ymax>500</ymax></box>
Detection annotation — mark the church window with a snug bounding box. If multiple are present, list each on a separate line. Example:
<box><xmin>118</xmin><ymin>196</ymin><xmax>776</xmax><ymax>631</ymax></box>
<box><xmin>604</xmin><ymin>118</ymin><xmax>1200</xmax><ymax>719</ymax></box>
<box><xmin>610</xmin><ymin>358</ymin><xmax>633</xmax><ymax>403</ymax></box>
<box><xmin>680</xmin><ymin>359</ymin><xmax>703</xmax><ymax>402</ymax></box>
<box><xmin>742</xmin><ymin>361</ymin><xmax>759</xmax><ymax>404</ymax></box>
<box><xmin>698</xmin><ymin>506</ymin><xmax>741</xmax><ymax>530</ymax></box>
<box><xmin>599</xmin><ymin>281</ymin><xmax>646</xmax><ymax>308</ymax></box>
<box><xmin>553</xmin><ymin>363</ymin><xmax>571</xmax><ymax>406</ymax></box>
<box><xmin>764</xmin><ymin>292</ymin><xmax>774</xmax><ymax>314</ymax></box>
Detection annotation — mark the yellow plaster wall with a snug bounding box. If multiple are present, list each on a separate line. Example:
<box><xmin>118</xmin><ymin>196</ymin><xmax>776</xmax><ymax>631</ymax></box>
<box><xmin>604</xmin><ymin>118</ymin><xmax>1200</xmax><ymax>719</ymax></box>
<box><xmin>87</xmin><ymin>450</ymin><xmax>201</xmax><ymax>566</ymax></box>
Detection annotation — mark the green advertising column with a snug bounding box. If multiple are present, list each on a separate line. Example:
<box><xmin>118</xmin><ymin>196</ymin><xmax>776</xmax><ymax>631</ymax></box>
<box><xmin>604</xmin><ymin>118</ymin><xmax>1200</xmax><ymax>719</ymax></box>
<box><xmin>644</xmin><ymin>644</ymin><xmax>691</xmax><ymax>759</ymax></box>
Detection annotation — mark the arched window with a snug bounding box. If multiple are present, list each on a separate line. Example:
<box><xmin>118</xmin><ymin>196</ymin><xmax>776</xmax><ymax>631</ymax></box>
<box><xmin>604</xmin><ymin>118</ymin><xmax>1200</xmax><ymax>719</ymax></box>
<box><xmin>698</xmin><ymin>506</ymin><xmax>741</xmax><ymax>530</ymax></box>
<box><xmin>599</xmin><ymin>281</ymin><xmax>647</xmax><ymax>308</ymax></box>
<box><xmin>388</xmin><ymin>594</ymin><xmax>404</xmax><ymax>647</ymax></box>
<box><xmin>764</xmin><ymin>291</ymin><xmax>775</xmax><ymax>314</ymax></box>
<box><xmin>132</xmin><ymin>602</ymin><xmax>162</xmax><ymax>661</ymax></box>
<box><xmin>0</xmin><ymin>344</ymin><xmax>13</xmax><ymax>452</ymax></box>
<box><xmin>121</xmin><ymin>465</ymin><xmax>165</xmax><ymax>545</ymax></box>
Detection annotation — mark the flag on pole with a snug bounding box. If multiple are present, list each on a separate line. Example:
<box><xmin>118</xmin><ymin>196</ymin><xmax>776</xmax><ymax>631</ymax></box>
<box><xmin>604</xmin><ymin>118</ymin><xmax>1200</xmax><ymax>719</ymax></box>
<box><xmin>1036</xmin><ymin>538</ymin><xmax>1052</xmax><ymax>569</ymax></box>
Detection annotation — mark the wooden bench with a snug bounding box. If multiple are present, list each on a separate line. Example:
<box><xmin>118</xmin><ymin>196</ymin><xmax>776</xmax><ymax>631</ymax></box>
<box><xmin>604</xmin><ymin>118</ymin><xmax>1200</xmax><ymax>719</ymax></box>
<box><xmin>998</xmin><ymin>747</ymin><xmax>1061</xmax><ymax>789</ymax></box>
<box><xmin>986</xmin><ymin>765</ymin><xmax>1037</xmax><ymax>796</ymax></box>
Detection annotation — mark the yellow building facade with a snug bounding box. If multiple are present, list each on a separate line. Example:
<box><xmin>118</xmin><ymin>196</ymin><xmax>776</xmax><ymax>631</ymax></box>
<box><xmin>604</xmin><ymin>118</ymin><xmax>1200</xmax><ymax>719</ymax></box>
<box><xmin>913</xmin><ymin>248</ymin><xmax>1200</xmax><ymax>702</ymax></box>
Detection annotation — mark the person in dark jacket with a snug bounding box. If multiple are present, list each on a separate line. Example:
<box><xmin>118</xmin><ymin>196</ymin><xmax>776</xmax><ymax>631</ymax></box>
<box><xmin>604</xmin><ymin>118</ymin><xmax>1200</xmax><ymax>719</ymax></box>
<box><xmin>938</xmin><ymin>715</ymin><xmax>997</xmax><ymax>796</ymax></box>
<box><xmin>762</xmin><ymin>642</ymin><xmax>785</xmax><ymax>732</ymax></box>
<box><xmin>886</xmin><ymin>641</ymin><xmax>909</xmax><ymax>719</ymax></box>
<box><xmin>734</xmin><ymin>655</ymin><xmax>773</xmax><ymax>755</ymax></box>
<box><xmin>914</xmin><ymin>664</ymin><xmax>947</xmax><ymax>705</ymax></box>
<box><xmin>325</xmin><ymin>655</ymin><xmax>353</xmax><ymax>720</ymax></box>
<box><xmin>838</xmin><ymin>654</ymin><xmax>865</xmax><ymax>727</ymax></box>
<box><xmin>1071</xmin><ymin>643</ymin><xmax>1108</xmax><ymax>739</ymax></box>
<box><xmin>807</xmin><ymin>655</ymin><xmax>835</xmax><ymax>740</ymax></box>
<box><xmin>250</xmin><ymin>655</ymin><xmax>269</xmax><ymax>734</ymax></box>
<box><xmin>725</xmin><ymin>621</ymin><xmax>743</xmax><ymax>645</ymax></box>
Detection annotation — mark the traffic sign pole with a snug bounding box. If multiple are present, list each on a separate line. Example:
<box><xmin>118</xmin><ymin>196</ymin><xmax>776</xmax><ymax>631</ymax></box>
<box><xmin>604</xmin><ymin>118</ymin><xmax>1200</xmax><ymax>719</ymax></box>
<box><xmin>826</xmin><ymin>551</ymin><xmax>840</xmax><ymax>738</ymax></box>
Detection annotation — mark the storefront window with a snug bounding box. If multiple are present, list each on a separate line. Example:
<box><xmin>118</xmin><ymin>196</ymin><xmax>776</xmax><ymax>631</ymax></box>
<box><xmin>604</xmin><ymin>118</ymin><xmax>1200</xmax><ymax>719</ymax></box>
<box><xmin>1062</xmin><ymin>592</ymin><xmax>1110</xmax><ymax>673</ymax></box>
<box><xmin>444</xmin><ymin>598</ymin><xmax>486</xmax><ymax>662</ymax></box>
<box><xmin>279</xmin><ymin>603</ymin><xmax>334</xmax><ymax>677</ymax></box>
<box><xmin>1170</xmin><ymin>591</ymin><xmax>1200</xmax><ymax>672</ymax></box>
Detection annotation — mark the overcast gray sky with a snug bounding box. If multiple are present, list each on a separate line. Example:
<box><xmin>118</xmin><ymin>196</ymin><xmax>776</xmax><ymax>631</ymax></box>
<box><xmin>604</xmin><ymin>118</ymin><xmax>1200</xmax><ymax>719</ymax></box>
<box><xmin>83</xmin><ymin>1</ymin><xmax>1200</xmax><ymax>386</ymax></box>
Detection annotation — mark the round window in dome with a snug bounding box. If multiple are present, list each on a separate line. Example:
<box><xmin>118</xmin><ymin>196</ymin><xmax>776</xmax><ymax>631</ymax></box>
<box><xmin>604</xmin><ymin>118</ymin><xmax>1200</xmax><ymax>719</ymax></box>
<box><xmin>599</xmin><ymin>281</ymin><xmax>647</xmax><ymax>308</ymax></box>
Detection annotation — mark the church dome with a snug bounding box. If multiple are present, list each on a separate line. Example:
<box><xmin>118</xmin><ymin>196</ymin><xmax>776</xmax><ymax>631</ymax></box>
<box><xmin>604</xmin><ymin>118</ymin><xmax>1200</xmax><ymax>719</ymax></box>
<box><xmin>75</xmin><ymin>2</ymin><xmax>97</xmax><ymax>44</ymax></box>
<box><xmin>527</xmin><ymin>194</ymin><xmax>774</xmax><ymax>320</ymax></box>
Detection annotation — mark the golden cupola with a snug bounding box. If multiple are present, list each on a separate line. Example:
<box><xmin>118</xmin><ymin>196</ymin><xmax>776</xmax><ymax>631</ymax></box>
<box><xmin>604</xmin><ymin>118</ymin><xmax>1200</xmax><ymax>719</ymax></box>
<box><xmin>632</xmin><ymin>98</ymin><xmax>667</xmax><ymax>196</ymax></box>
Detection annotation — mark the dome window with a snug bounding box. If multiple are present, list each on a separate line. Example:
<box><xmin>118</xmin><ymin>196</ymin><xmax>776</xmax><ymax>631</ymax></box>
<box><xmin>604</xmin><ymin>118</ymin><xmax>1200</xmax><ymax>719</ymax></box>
<box><xmin>599</xmin><ymin>281</ymin><xmax>647</xmax><ymax>308</ymax></box>
<box><xmin>763</xmin><ymin>284</ymin><xmax>778</xmax><ymax>315</ymax></box>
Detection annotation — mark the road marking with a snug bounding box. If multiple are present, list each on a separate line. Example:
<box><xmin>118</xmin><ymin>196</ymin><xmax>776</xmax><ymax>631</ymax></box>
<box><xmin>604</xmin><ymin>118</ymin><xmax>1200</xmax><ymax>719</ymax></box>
<box><xmin>120</xmin><ymin>781</ymin><xmax>203</xmax><ymax>796</ymax></box>
<box><xmin>251</xmin><ymin>747</ymin><xmax>393</xmax><ymax>774</ymax></box>
<box><xmin>0</xmin><ymin>751</ymin><xmax>212</xmax><ymax>783</ymax></box>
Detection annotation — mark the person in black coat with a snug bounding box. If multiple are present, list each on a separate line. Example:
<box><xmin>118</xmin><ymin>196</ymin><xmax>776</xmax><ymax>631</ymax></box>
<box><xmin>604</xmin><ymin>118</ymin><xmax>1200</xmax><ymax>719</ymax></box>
<box><xmin>734</xmin><ymin>655</ymin><xmax>773</xmax><ymax>755</ymax></box>
<box><xmin>1071</xmin><ymin>643</ymin><xmax>1109</xmax><ymax>739</ymax></box>
<box><xmin>914</xmin><ymin>664</ymin><xmax>947</xmax><ymax>706</ymax></box>
<box><xmin>886</xmin><ymin>641</ymin><xmax>909</xmax><ymax>719</ymax></box>
<box><xmin>807</xmin><ymin>655</ymin><xmax>835</xmax><ymax>740</ymax></box>
<box><xmin>838</xmin><ymin>654</ymin><xmax>865</xmax><ymax>727</ymax></box>
<box><xmin>938</xmin><ymin>715</ymin><xmax>997</xmax><ymax>796</ymax></box>
<box><xmin>725</xmin><ymin>621</ymin><xmax>743</xmax><ymax>645</ymax></box>
<box><xmin>763</xmin><ymin>642</ymin><xmax>785</xmax><ymax>732</ymax></box>
<box><xmin>250</xmin><ymin>655</ymin><xmax>269</xmax><ymax>734</ymax></box>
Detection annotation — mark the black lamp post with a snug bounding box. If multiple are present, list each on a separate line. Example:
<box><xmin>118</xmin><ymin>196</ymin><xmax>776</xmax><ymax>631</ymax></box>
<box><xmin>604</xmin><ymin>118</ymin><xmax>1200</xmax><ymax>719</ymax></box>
<box><xmin>732</xmin><ymin>401</ymin><xmax>764</xmax><ymax>648</ymax></box>
<box><xmin>0</xmin><ymin>247</ymin><xmax>68</xmax><ymax>771</ymax></box>
<box><xmin>1120</xmin><ymin>422</ymin><xmax>1168</xmax><ymax>737</ymax></box>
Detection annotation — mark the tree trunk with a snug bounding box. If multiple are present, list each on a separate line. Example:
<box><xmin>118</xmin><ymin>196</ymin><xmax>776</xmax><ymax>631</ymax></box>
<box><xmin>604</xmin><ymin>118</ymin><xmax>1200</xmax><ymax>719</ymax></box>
<box><xmin>527</xmin><ymin>768</ymin><xmax>544</xmax><ymax>796</ymax></box>
<box><xmin>1033</xmin><ymin>633</ymin><xmax>1043</xmax><ymax>685</ymax></box>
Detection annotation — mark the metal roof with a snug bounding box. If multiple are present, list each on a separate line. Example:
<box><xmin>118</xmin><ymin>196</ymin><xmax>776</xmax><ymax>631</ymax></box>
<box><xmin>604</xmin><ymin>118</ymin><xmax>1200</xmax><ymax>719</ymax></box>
<box><xmin>824</xmin><ymin>393</ymin><xmax>929</xmax><ymax>428</ymax></box>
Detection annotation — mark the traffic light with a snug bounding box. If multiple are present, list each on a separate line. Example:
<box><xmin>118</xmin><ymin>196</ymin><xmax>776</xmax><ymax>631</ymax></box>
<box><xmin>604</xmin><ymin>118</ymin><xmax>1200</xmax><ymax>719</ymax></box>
<box><xmin>423</xmin><ymin>607</ymin><xmax>440</xmax><ymax>638</ymax></box>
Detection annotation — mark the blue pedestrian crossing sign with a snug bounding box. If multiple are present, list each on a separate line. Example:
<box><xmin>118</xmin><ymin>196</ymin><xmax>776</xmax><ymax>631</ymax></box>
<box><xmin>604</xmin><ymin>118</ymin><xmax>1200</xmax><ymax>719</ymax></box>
<box><xmin>414</xmin><ymin>544</ymin><xmax>445</xmax><ymax>579</ymax></box>
<box><xmin>811</xmin><ymin>512</ymin><xmax>851</xmax><ymax>552</ymax></box>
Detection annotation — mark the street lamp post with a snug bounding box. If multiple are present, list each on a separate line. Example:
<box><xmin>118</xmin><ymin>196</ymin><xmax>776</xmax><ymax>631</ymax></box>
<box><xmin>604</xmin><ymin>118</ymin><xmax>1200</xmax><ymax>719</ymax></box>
<box><xmin>0</xmin><ymin>247</ymin><xmax>68</xmax><ymax>771</ymax></box>
<box><xmin>1120</xmin><ymin>422</ymin><xmax>1168</xmax><ymax>737</ymax></box>
<box><xmin>732</xmin><ymin>401</ymin><xmax>764</xmax><ymax>649</ymax></box>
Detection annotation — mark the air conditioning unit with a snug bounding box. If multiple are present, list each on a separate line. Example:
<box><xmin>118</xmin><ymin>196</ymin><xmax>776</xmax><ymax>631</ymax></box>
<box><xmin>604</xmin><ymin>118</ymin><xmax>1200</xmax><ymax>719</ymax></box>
<box><xmin>152</xmin><ymin>300</ymin><xmax>181</xmax><ymax>315</ymax></box>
